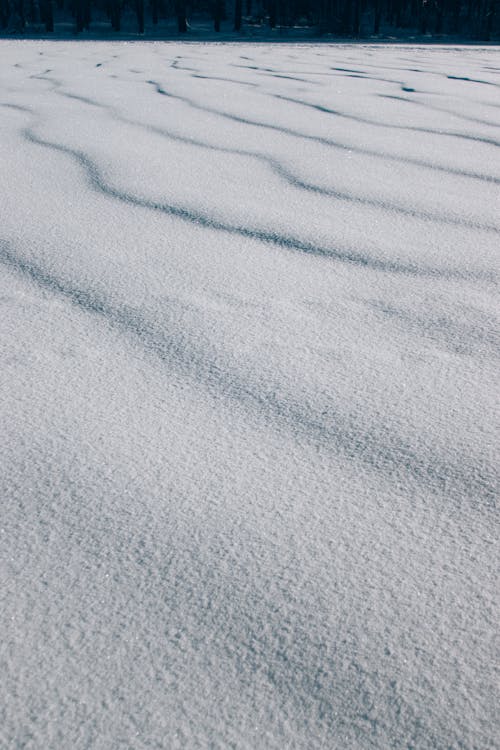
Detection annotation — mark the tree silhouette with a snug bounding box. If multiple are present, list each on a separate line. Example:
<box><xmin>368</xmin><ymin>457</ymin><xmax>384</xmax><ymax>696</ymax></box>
<box><xmin>1</xmin><ymin>0</ymin><xmax>498</xmax><ymax>39</ymax></box>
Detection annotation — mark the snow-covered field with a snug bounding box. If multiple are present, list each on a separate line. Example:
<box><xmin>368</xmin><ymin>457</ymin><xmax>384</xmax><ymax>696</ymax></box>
<box><xmin>1</xmin><ymin>41</ymin><xmax>499</xmax><ymax>749</ymax></box>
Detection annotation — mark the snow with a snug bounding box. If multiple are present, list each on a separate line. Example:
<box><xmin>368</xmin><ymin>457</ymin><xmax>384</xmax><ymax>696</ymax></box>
<box><xmin>0</xmin><ymin>41</ymin><xmax>498</xmax><ymax>749</ymax></box>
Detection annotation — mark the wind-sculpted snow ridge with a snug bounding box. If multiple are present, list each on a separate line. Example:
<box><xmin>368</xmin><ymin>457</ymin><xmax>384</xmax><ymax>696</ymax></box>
<box><xmin>19</xmin><ymin>74</ymin><xmax>500</xmax><ymax>233</ymax></box>
<box><xmin>144</xmin><ymin>78</ymin><xmax>500</xmax><ymax>184</ymax></box>
<box><xmin>13</xmin><ymin>115</ymin><xmax>494</xmax><ymax>280</ymax></box>
<box><xmin>1</xmin><ymin>42</ymin><xmax>499</xmax><ymax>750</ymax></box>
<box><xmin>272</xmin><ymin>93</ymin><xmax>500</xmax><ymax>148</ymax></box>
<box><xmin>1</xmin><ymin>238</ymin><xmax>495</xmax><ymax>504</ymax></box>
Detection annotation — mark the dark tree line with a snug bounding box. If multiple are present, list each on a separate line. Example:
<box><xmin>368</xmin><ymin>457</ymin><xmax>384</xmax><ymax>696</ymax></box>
<box><xmin>1</xmin><ymin>0</ymin><xmax>498</xmax><ymax>39</ymax></box>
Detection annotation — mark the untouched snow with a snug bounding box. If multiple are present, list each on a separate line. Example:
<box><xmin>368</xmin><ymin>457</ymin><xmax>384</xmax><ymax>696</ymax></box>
<box><xmin>0</xmin><ymin>41</ymin><xmax>499</xmax><ymax>749</ymax></box>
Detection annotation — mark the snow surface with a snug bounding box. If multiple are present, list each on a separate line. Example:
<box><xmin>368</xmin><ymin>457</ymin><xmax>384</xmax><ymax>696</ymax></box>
<box><xmin>0</xmin><ymin>41</ymin><xmax>499</xmax><ymax>749</ymax></box>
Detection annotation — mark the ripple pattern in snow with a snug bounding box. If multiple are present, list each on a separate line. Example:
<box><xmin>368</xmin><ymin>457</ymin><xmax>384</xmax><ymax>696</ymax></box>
<box><xmin>0</xmin><ymin>41</ymin><xmax>499</xmax><ymax>750</ymax></box>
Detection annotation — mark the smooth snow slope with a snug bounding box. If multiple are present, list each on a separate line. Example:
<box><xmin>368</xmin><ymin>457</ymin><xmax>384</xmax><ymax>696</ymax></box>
<box><xmin>0</xmin><ymin>41</ymin><xmax>498</xmax><ymax>749</ymax></box>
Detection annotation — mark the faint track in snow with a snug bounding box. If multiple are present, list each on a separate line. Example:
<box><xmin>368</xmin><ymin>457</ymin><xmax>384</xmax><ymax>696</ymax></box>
<box><xmin>366</xmin><ymin>299</ymin><xmax>500</xmax><ymax>361</ymax></box>
<box><xmin>0</xmin><ymin>238</ymin><xmax>497</xmax><ymax>505</ymax></box>
<box><xmin>0</xmin><ymin>102</ymin><xmax>31</xmax><ymax>113</ymax></box>
<box><xmin>218</xmin><ymin>63</ymin><xmax>317</xmax><ymax>84</ymax></box>
<box><xmin>190</xmin><ymin>73</ymin><xmax>259</xmax><ymax>87</ymax></box>
<box><xmin>447</xmin><ymin>74</ymin><xmax>500</xmax><ymax>87</ymax></box>
<box><xmin>182</xmin><ymin>60</ymin><xmax>314</xmax><ymax>84</ymax></box>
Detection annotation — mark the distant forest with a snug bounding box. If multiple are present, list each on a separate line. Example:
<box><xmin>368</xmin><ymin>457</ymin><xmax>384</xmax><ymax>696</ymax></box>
<box><xmin>1</xmin><ymin>0</ymin><xmax>498</xmax><ymax>39</ymax></box>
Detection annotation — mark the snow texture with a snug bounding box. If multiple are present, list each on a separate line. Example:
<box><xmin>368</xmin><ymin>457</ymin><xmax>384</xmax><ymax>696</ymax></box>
<box><xmin>0</xmin><ymin>41</ymin><xmax>499</xmax><ymax>749</ymax></box>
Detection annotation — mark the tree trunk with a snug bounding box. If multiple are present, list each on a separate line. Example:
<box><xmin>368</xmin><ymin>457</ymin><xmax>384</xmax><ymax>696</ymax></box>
<box><xmin>0</xmin><ymin>0</ymin><xmax>8</xmax><ymax>26</ymax></box>
<box><xmin>135</xmin><ymin>0</ymin><xmax>144</xmax><ymax>32</ymax></box>
<box><xmin>110</xmin><ymin>0</ymin><xmax>120</xmax><ymax>31</ymax></box>
<box><xmin>434</xmin><ymin>0</ymin><xmax>443</xmax><ymax>33</ymax></box>
<box><xmin>451</xmin><ymin>0</ymin><xmax>460</xmax><ymax>31</ymax></box>
<box><xmin>353</xmin><ymin>0</ymin><xmax>360</xmax><ymax>34</ymax></box>
<box><xmin>213</xmin><ymin>0</ymin><xmax>223</xmax><ymax>30</ymax></box>
<box><xmin>175</xmin><ymin>0</ymin><xmax>187</xmax><ymax>31</ymax></box>
<box><xmin>476</xmin><ymin>0</ymin><xmax>496</xmax><ymax>39</ymax></box>
<box><xmin>419</xmin><ymin>0</ymin><xmax>429</xmax><ymax>33</ymax></box>
<box><xmin>373</xmin><ymin>0</ymin><xmax>381</xmax><ymax>33</ymax></box>
<box><xmin>268</xmin><ymin>0</ymin><xmax>276</xmax><ymax>26</ymax></box>
<box><xmin>43</xmin><ymin>0</ymin><xmax>53</xmax><ymax>29</ymax></box>
<box><xmin>75</xmin><ymin>0</ymin><xmax>84</xmax><ymax>31</ymax></box>
<box><xmin>234</xmin><ymin>0</ymin><xmax>242</xmax><ymax>29</ymax></box>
